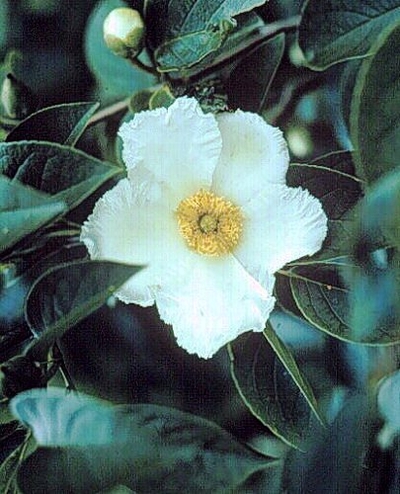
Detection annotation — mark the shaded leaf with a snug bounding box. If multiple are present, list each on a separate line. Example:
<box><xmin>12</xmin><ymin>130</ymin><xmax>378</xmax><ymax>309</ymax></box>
<box><xmin>351</xmin><ymin>22</ymin><xmax>400</xmax><ymax>184</ymax></box>
<box><xmin>6</xmin><ymin>102</ymin><xmax>99</xmax><ymax>146</ymax></box>
<box><xmin>11</xmin><ymin>388</ymin><xmax>275</xmax><ymax>493</ymax></box>
<box><xmin>229</xmin><ymin>331</ymin><xmax>318</xmax><ymax>448</ymax></box>
<box><xmin>343</xmin><ymin>167</ymin><xmax>400</xmax><ymax>345</ymax></box>
<box><xmin>263</xmin><ymin>322</ymin><xmax>323</xmax><ymax>424</ymax></box>
<box><xmin>287</xmin><ymin>152</ymin><xmax>363</xmax><ymax>263</ymax></box>
<box><xmin>0</xmin><ymin>176</ymin><xmax>66</xmax><ymax>253</ymax></box>
<box><xmin>0</xmin><ymin>141</ymin><xmax>120</xmax><ymax>210</ymax></box>
<box><xmin>227</xmin><ymin>33</ymin><xmax>285</xmax><ymax>112</ymax></box>
<box><xmin>0</xmin><ymin>432</ymin><xmax>31</xmax><ymax>494</ymax></box>
<box><xmin>298</xmin><ymin>0</ymin><xmax>400</xmax><ymax>70</ymax></box>
<box><xmin>284</xmin><ymin>393</ymin><xmax>369</xmax><ymax>494</ymax></box>
<box><xmin>85</xmin><ymin>0</ymin><xmax>155</xmax><ymax>98</ymax></box>
<box><xmin>147</xmin><ymin>0</ymin><xmax>268</xmax><ymax>71</ymax></box>
<box><xmin>25</xmin><ymin>261</ymin><xmax>143</xmax><ymax>361</ymax></box>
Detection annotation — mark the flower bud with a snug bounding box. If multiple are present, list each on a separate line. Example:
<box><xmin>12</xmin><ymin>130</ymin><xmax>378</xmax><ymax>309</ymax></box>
<box><xmin>1</xmin><ymin>73</ymin><xmax>36</xmax><ymax>119</ymax></box>
<box><xmin>103</xmin><ymin>7</ymin><xmax>145</xmax><ymax>59</ymax></box>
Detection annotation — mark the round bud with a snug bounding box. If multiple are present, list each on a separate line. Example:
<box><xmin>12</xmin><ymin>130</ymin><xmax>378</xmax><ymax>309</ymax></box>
<box><xmin>103</xmin><ymin>7</ymin><xmax>145</xmax><ymax>59</ymax></box>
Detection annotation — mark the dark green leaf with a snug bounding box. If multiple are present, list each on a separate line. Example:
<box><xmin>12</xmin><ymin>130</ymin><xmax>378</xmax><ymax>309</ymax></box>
<box><xmin>351</xmin><ymin>22</ymin><xmax>400</xmax><ymax>184</ymax></box>
<box><xmin>284</xmin><ymin>393</ymin><xmax>369</xmax><ymax>494</ymax></box>
<box><xmin>0</xmin><ymin>432</ymin><xmax>31</xmax><ymax>494</ymax></box>
<box><xmin>0</xmin><ymin>401</ymin><xmax>14</xmax><ymax>425</ymax></box>
<box><xmin>25</xmin><ymin>261</ymin><xmax>143</xmax><ymax>361</ymax></box>
<box><xmin>0</xmin><ymin>176</ymin><xmax>66</xmax><ymax>253</ymax></box>
<box><xmin>287</xmin><ymin>152</ymin><xmax>363</xmax><ymax>263</ymax></box>
<box><xmin>6</xmin><ymin>102</ymin><xmax>99</xmax><ymax>146</ymax></box>
<box><xmin>298</xmin><ymin>0</ymin><xmax>400</xmax><ymax>70</ymax></box>
<box><xmin>263</xmin><ymin>322</ymin><xmax>323</xmax><ymax>424</ymax></box>
<box><xmin>11</xmin><ymin>388</ymin><xmax>275</xmax><ymax>493</ymax></box>
<box><xmin>343</xmin><ymin>167</ymin><xmax>400</xmax><ymax>344</ymax></box>
<box><xmin>227</xmin><ymin>33</ymin><xmax>285</xmax><ymax>112</ymax></box>
<box><xmin>229</xmin><ymin>331</ymin><xmax>319</xmax><ymax>448</ymax></box>
<box><xmin>148</xmin><ymin>0</ymin><xmax>268</xmax><ymax>72</ymax></box>
<box><xmin>0</xmin><ymin>141</ymin><xmax>120</xmax><ymax>210</ymax></box>
<box><xmin>283</xmin><ymin>264</ymin><xmax>352</xmax><ymax>342</ymax></box>
<box><xmin>281</xmin><ymin>258</ymin><xmax>400</xmax><ymax>345</ymax></box>
<box><xmin>85</xmin><ymin>0</ymin><xmax>155</xmax><ymax>98</ymax></box>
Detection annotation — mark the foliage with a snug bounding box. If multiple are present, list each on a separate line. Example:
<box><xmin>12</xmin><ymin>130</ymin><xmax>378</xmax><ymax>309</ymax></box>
<box><xmin>0</xmin><ymin>0</ymin><xmax>398</xmax><ymax>492</ymax></box>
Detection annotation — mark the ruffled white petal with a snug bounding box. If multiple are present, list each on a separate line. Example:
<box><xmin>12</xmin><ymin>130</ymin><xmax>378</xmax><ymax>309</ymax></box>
<box><xmin>80</xmin><ymin>178</ymin><xmax>188</xmax><ymax>307</ymax></box>
<box><xmin>155</xmin><ymin>254</ymin><xmax>276</xmax><ymax>359</ymax></box>
<box><xmin>236</xmin><ymin>184</ymin><xmax>328</xmax><ymax>276</ymax></box>
<box><xmin>119</xmin><ymin>97</ymin><xmax>222</xmax><ymax>205</ymax></box>
<box><xmin>212</xmin><ymin>110</ymin><xmax>290</xmax><ymax>206</ymax></box>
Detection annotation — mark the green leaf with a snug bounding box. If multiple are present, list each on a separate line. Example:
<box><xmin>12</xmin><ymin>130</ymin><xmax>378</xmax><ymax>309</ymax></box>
<box><xmin>0</xmin><ymin>141</ymin><xmax>120</xmax><ymax>210</ymax></box>
<box><xmin>282</xmin><ymin>264</ymin><xmax>352</xmax><ymax>342</ymax></box>
<box><xmin>6</xmin><ymin>102</ymin><xmax>99</xmax><ymax>147</ymax></box>
<box><xmin>25</xmin><ymin>261</ymin><xmax>143</xmax><ymax>361</ymax></box>
<box><xmin>350</xmin><ymin>22</ymin><xmax>400</xmax><ymax>184</ymax></box>
<box><xmin>281</xmin><ymin>257</ymin><xmax>400</xmax><ymax>345</ymax></box>
<box><xmin>148</xmin><ymin>84</ymin><xmax>175</xmax><ymax>110</ymax></box>
<box><xmin>11</xmin><ymin>388</ymin><xmax>275</xmax><ymax>493</ymax></box>
<box><xmin>343</xmin><ymin>167</ymin><xmax>400</xmax><ymax>344</ymax></box>
<box><xmin>227</xmin><ymin>33</ymin><xmax>285</xmax><ymax>112</ymax></box>
<box><xmin>284</xmin><ymin>393</ymin><xmax>369</xmax><ymax>494</ymax></box>
<box><xmin>298</xmin><ymin>0</ymin><xmax>400</xmax><ymax>70</ymax></box>
<box><xmin>286</xmin><ymin>152</ymin><xmax>363</xmax><ymax>263</ymax></box>
<box><xmin>85</xmin><ymin>0</ymin><xmax>155</xmax><ymax>99</ymax></box>
<box><xmin>263</xmin><ymin>322</ymin><xmax>323</xmax><ymax>424</ymax></box>
<box><xmin>0</xmin><ymin>176</ymin><xmax>66</xmax><ymax>253</ymax></box>
<box><xmin>148</xmin><ymin>0</ymin><xmax>268</xmax><ymax>72</ymax></box>
<box><xmin>229</xmin><ymin>331</ymin><xmax>319</xmax><ymax>448</ymax></box>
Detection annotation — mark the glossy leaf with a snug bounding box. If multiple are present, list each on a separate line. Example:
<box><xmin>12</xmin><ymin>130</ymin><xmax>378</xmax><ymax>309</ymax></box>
<box><xmin>25</xmin><ymin>261</ymin><xmax>142</xmax><ymax>361</ymax></box>
<box><xmin>11</xmin><ymin>388</ymin><xmax>275</xmax><ymax>493</ymax></box>
<box><xmin>229</xmin><ymin>331</ymin><xmax>319</xmax><ymax>448</ymax></box>
<box><xmin>0</xmin><ymin>141</ymin><xmax>120</xmax><ymax>210</ymax></box>
<box><xmin>287</xmin><ymin>152</ymin><xmax>363</xmax><ymax>263</ymax></box>
<box><xmin>0</xmin><ymin>176</ymin><xmax>66</xmax><ymax>253</ymax></box>
<box><xmin>147</xmin><ymin>0</ymin><xmax>268</xmax><ymax>71</ymax></box>
<box><xmin>298</xmin><ymin>0</ymin><xmax>400</xmax><ymax>70</ymax></box>
<box><xmin>351</xmin><ymin>22</ymin><xmax>400</xmax><ymax>184</ymax></box>
<box><xmin>6</xmin><ymin>102</ymin><xmax>99</xmax><ymax>146</ymax></box>
<box><xmin>85</xmin><ymin>0</ymin><xmax>155</xmax><ymax>98</ymax></box>
<box><xmin>227</xmin><ymin>33</ymin><xmax>285</xmax><ymax>112</ymax></box>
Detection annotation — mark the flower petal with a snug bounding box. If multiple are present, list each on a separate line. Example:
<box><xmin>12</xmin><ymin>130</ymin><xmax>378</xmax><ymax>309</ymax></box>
<box><xmin>119</xmin><ymin>97</ymin><xmax>222</xmax><ymax>204</ymax></box>
<box><xmin>80</xmin><ymin>178</ymin><xmax>188</xmax><ymax>306</ymax></box>
<box><xmin>236</xmin><ymin>185</ymin><xmax>328</xmax><ymax>276</ymax></box>
<box><xmin>155</xmin><ymin>255</ymin><xmax>276</xmax><ymax>359</ymax></box>
<box><xmin>212</xmin><ymin>110</ymin><xmax>290</xmax><ymax>206</ymax></box>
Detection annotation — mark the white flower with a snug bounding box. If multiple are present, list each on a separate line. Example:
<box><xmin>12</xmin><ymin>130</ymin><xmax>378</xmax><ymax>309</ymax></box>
<box><xmin>81</xmin><ymin>97</ymin><xmax>327</xmax><ymax>359</ymax></box>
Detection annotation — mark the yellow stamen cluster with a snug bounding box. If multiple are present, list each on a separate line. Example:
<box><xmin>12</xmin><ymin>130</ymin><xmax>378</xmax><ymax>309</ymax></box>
<box><xmin>176</xmin><ymin>189</ymin><xmax>243</xmax><ymax>256</ymax></box>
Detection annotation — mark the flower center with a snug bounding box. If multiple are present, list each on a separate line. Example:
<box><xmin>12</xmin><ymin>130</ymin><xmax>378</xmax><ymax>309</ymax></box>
<box><xmin>176</xmin><ymin>190</ymin><xmax>243</xmax><ymax>256</ymax></box>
